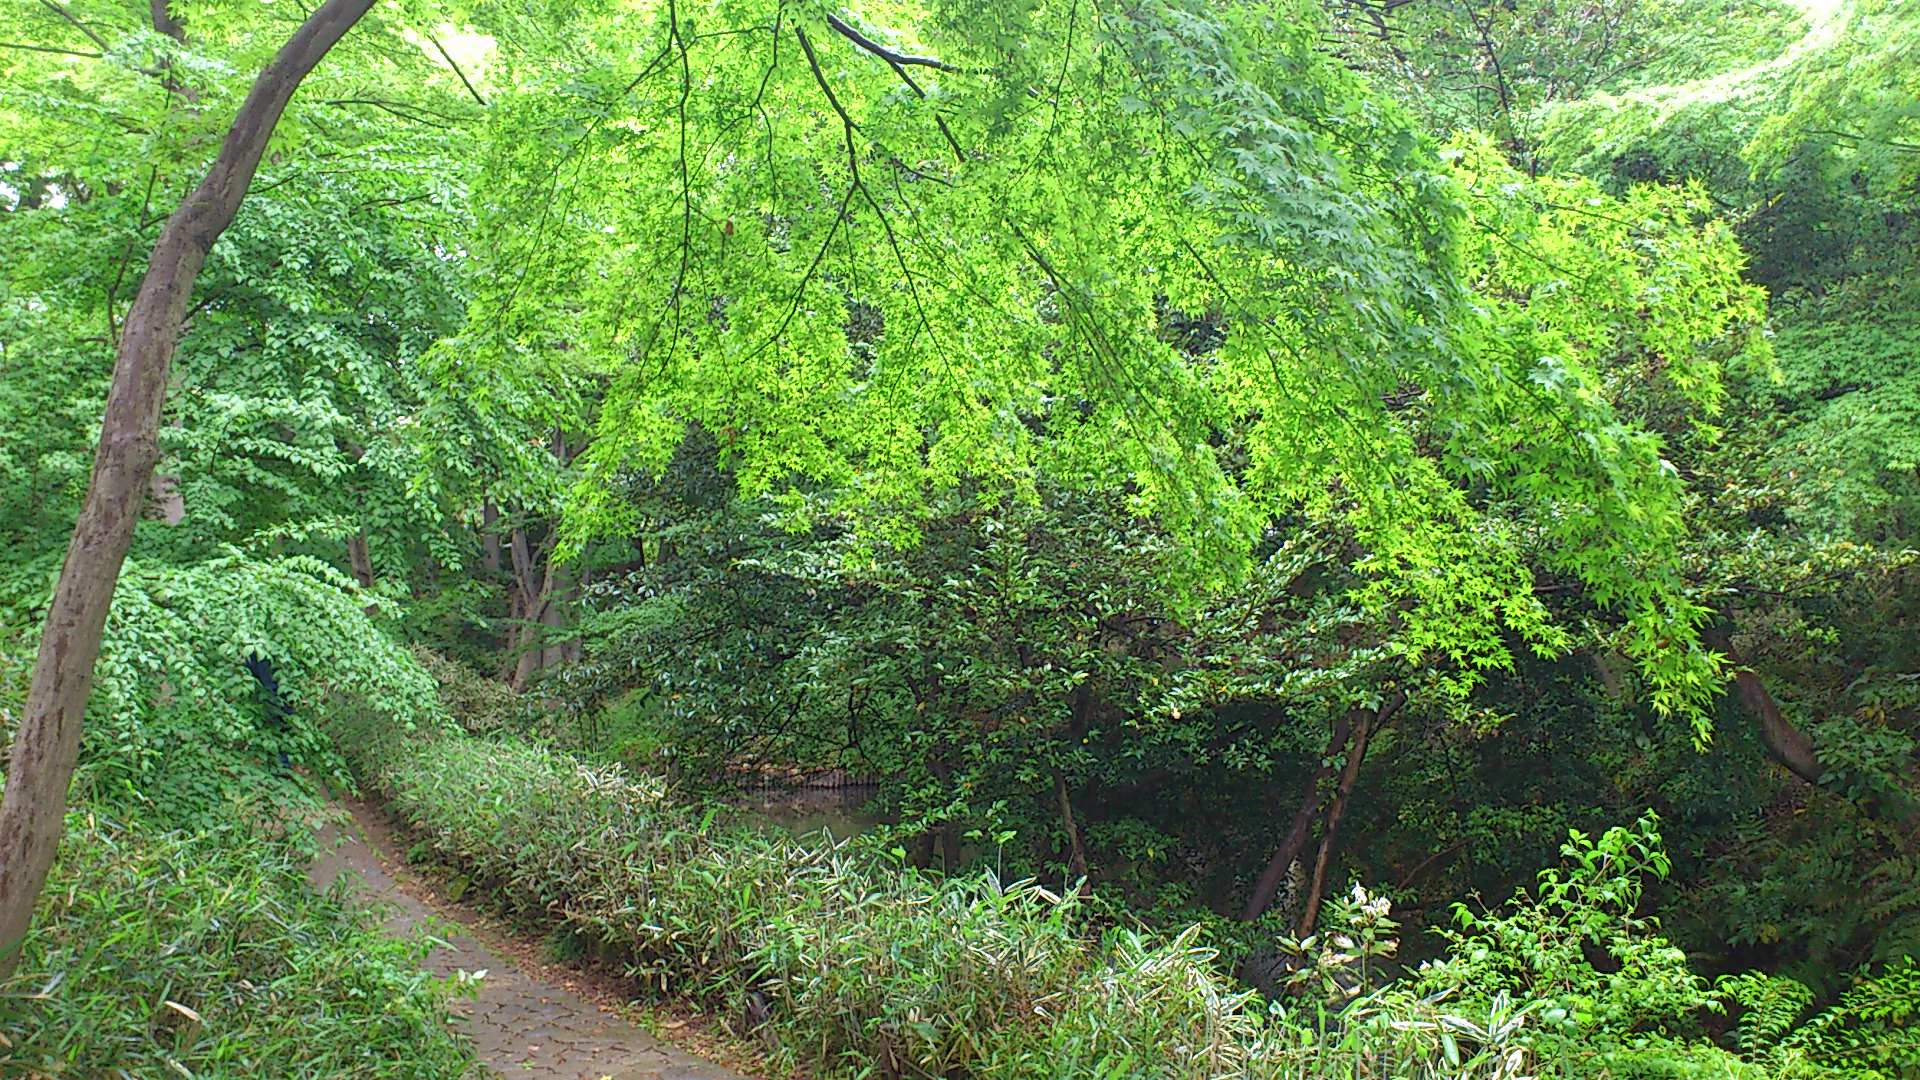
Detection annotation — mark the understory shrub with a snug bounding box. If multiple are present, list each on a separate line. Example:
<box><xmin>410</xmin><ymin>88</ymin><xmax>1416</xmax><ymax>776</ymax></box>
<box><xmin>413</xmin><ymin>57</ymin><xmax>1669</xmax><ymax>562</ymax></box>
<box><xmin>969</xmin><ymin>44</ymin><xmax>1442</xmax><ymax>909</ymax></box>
<box><xmin>0</xmin><ymin>807</ymin><xmax>471</xmax><ymax>1078</ymax></box>
<box><xmin>331</xmin><ymin>705</ymin><xmax>1915</xmax><ymax>1079</ymax></box>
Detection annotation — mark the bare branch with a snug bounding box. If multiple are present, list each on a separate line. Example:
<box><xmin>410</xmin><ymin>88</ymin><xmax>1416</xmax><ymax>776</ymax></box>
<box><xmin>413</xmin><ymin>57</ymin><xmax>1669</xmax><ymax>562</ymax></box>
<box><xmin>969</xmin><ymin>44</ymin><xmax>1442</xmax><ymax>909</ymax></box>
<box><xmin>428</xmin><ymin>30</ymin><xmax>487</xmax><ymax>107</ymax></box>
<box><xmin>821</xmin><ymin>13</ymin><xmax>965</xmax><ymax>161</ymax></box>
<box><xmin>0</xmin><ymin>40</ymin><xmax>102</xmax><ymax>58</ymax></box>
<box><xmin>34</xmin><ymin>0</ymin><xmax>111</xmax><ymax>54</ymax></box>
<box><xmin>823</xmin><ymin>12</ymin><xmax>964</xmax><ymax>73</ymax></box>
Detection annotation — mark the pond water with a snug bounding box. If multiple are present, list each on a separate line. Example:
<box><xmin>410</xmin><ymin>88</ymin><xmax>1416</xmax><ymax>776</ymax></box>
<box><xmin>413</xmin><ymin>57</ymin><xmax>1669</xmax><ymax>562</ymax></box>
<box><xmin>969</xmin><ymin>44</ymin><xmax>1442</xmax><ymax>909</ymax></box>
<box><xmin>728</xmin><ymin>783</ymin><xmax>885</xmax><ymax>839</ymax></box>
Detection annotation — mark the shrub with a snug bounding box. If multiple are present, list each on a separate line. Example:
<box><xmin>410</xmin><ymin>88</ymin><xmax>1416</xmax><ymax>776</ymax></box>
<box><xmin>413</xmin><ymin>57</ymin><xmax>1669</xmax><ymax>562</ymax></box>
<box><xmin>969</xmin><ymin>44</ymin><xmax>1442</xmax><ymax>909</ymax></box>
<box><xmin>333</xmin><ymin>704</ymin><xmax>1920</xmax><ymax>1079</ymax></box>
<box><xmin>14</xmin><ymin>555</ymin><xmax>448</xmax><ymax>825</ymax></box>
<box><xmin>411</xmin><ymin>644</ymin><xmax>534</xmax><ymax>738</ymax></box>
<box><xmin>0</xmin><ymin>807</ymin><xmax>471</xmax><ymax>1078</ymax></box>
<box><xmin>344</xmin><ymin>708</ymin><xmax>1793</xmax><ymax>1079</ymax></box>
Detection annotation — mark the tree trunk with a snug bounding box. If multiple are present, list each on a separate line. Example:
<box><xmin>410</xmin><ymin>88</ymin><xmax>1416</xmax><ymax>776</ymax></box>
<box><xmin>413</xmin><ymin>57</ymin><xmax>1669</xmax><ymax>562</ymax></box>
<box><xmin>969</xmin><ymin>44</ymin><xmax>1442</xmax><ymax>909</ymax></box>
<box><xmin>1297</xmin><ymin>692</ymin><xmax>1404</xmax><ymax>934</ymax></box>
<box><xmin>346</xmin><ymin>531</ymin><xmax>374</xmax><ymax>589</ymax></box>
<box><xmin>1054</xmin><ymin>770</ymin><xmax>1088</xmax><ymax>888</ymax></box>
<box><xmin>479</xmin><ymin>502</ymin><xmax>503</xmax><ymax>575</ymax></box>
<box><xmin>1704</xmin><ymin>625</ymin><xmax>1823</xmax><ymax>787</ymax></box>
<box><xmin>1241</xmin><ymin>710</ymin><xmax>1355</xmax><ymax>920</ymax></box>
<box><xmin>1730</xmin><ymin>669</ymin><xmax>1824</xmax><ymax>787</ymax></box>
<box><xmin>345</xmin><ymin>530</ymin><xmax>377</xmax><ymax>615</ymax></box>
<box><xmin>0</xmin><ymin>0</ymin><xmax>376</xmax><ymax>976</ymax></box>
<box><xmin>505</xmin><ymin>526</ymin><xmax>556</xmax><ymax>689</ymax></box>
<box><xmin>538</xmin><ymin>559</ymin><xmax>571</xmax><ymax>670</ymax></box>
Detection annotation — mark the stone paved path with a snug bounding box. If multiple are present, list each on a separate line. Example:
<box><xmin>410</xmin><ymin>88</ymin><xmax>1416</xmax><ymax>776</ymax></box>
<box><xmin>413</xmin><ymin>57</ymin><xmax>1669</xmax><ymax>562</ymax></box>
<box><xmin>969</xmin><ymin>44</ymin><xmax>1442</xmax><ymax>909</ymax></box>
<box><xmin>308</xmin><ymin>799</ymin><xmax>749</xmax><ymax>1080</ymax></box>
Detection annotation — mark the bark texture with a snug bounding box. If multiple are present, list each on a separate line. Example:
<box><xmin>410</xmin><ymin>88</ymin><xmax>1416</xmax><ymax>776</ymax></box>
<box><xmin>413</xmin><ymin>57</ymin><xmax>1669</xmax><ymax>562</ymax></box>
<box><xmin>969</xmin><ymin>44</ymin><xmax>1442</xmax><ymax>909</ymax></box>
<box><xmin>1704</xmin><ymin>624</ymin><xmax>1824</xmax><ymax>787</ymax></box>
<box><xmin>0</xmin><ymin>0</ymin><xmax>376</xmax><ymax>974</ymax></box>
<box><xmin>1241</xmin><ymin>710</ymin><xmax>1356</xmax><ymax>921</ymax></box>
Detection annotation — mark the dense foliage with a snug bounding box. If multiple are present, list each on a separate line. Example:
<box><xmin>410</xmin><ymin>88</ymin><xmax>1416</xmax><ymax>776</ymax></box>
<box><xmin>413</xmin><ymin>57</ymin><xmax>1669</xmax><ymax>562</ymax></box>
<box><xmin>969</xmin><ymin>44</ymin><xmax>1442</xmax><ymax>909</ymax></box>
<box><xmin>0</xmin><ymin>807</ymin><xmax>471</xmax><ymax>1077</ymax></box>
<box><xmin>333</xmin><ymin>703</ymin><xmax>1917</xmax><ymax>1077</ymax></box>
<box><xmin>2</xmin><ymin>0</ymin><xmax>1916</xmax><ymax>1072</ymax></box>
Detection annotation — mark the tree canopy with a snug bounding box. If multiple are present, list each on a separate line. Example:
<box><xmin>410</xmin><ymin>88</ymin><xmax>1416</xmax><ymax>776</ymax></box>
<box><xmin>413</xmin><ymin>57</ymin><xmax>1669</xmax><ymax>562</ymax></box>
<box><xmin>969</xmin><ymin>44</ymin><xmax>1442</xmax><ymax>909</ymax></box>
<box><xmin>2</xmin><ymin>0</ymin><xmax>1917</xmax><ymax>1072</ymax></box>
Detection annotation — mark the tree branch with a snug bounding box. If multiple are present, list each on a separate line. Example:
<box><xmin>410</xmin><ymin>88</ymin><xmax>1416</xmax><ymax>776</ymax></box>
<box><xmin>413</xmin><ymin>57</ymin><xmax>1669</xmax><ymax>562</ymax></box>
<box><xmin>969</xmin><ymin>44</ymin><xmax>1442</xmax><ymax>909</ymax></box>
<box><xmin>0</xmin><ymin>40</ymin><xmax>101</xmax><ymax>58</ymax></box>
<box><xmin>824</xmin><ymin>12</ymin><xmax>963</xmax><ymax>72</ymax></box>
<box><xmin>35</xmin><ymin>0</ymin><xmax>111</xmax><ymax>54</ymax></box>
<box><xmin>428</xmin><ymin>31</ymin><xmax>487</xmax><ymax>107</ymax></box>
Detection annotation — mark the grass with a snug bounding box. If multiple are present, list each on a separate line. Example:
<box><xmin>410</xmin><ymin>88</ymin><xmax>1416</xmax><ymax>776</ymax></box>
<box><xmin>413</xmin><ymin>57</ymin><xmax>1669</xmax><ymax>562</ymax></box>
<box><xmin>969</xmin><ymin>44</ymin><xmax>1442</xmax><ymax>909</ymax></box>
<box><xmin>0</xmin><ymin>805</ymin><xmax>472</xmax><ymax>1078</ymax></box>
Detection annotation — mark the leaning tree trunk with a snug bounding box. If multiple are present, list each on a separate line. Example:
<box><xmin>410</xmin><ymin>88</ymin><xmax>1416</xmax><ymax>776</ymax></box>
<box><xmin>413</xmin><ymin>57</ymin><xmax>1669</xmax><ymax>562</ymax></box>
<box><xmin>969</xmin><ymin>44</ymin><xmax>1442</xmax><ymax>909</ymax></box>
<box><xmin>0</xmin><ymin>0</ymin><xmax>376</xmax><ymax>975</ymax></box>
<box><xmin>1242</xmin><ymin>710</ymin><xmax>1356</xmax><ymax>921</ymax></box>
<box><xmin>1297</xmin><ymin>691</ymin><xmax>1404</xmax><ymax>935</ymax></box>
<box><xmin>1703</xmin><ymin>624</ymin><xmax>1823</xmax><ymax>787</ymax></box>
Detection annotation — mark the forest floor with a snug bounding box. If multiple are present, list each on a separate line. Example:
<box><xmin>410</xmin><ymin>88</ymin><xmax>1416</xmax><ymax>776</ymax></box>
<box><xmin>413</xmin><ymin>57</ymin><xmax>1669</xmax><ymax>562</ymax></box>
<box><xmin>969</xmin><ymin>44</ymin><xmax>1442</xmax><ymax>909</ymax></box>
<box><xmin>307</xmin><ymin>794</ymin><xmax>761</xmax><ymax>1080</ymax></box>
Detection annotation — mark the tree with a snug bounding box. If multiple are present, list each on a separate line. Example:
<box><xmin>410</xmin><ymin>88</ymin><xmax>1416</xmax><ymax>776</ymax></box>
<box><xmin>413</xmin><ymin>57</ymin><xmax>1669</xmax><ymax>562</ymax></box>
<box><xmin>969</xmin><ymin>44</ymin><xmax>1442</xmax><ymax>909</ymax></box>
<box><xmin>0</xmin><ymin>0</ymin><xmax>376</xmax><ymax>974</ymax></box>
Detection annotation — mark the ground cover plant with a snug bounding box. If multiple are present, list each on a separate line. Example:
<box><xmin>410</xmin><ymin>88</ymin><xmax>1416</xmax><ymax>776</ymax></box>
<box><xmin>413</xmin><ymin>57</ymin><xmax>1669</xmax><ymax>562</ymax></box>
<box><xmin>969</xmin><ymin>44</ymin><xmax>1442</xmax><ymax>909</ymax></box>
<box><xmin>0</xmin><ymin>805</ymin><xmax>472</xmax><ymax>1077</ymax></box>
<box><xmin>330</xmin><ymin>692</ymin><xmax>1917</xmax><ymax>1079</ymax></box>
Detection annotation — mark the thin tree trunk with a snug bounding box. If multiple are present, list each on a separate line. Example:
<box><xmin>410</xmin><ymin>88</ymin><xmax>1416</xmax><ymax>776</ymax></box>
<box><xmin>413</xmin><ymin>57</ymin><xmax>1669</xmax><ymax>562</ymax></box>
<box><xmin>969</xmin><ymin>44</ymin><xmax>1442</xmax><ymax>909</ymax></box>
<box><xmin>1297</xmin><ymin>692</ymin><xmax>1404</xmax><ymax>934</ymax></box>
<box><xmin>496</xmin><ymin>578</ymin><xmax>523</xmax><ymax>682</ymax></box>
<box><xmin>1241</xmin><ymin>711</ymin><xmax>1356</xmax><ymax>920</ymax></box>
<box><xmin>538</xmin><ymin>559</ymin><xmax>571</xmax><ymax>670</ymax></box>
<box><xmin>479</xmin><ymin>502</ymin><xmax>502</xmax><ymax>575</ymax></box>
<box><xmin>346</xmin><ymin>530</ymin><xmax>376</xmax><ymax>614</ymax></box>
<box><xmin>1054</xmin><ymin>770</ymin><xmax>1089</xmax><ymax>887</ymax></box>
<box><xmin>505</xmin><ymin>525</ymin><xmax>536</xmax><ymax>682</ymax></box>
<box><xmin>1704</xmin><ymin>625</ymin><xmax>1823</xmax><ymax>787</ymax></box>
<box><xmin>505</xmin><ymin>526</ymin><xmax>555</xmax><ymax>689</ymax></box>
<box><xmin>346</xmin><ymin>532</ymin><xmax>373</xmax><ymax>588</ymax></box>
<box><xmin>0</xmin><ymin>0</ymin><xmax>376</xmax><ymax>975</ymax></box>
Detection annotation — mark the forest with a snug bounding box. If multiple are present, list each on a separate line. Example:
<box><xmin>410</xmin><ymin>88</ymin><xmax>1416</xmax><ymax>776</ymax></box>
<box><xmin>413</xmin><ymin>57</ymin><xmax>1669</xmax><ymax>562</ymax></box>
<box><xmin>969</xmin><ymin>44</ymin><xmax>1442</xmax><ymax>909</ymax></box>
<box><xmin>1</xmin><ymin>0</ymin><xmax>1917</xmax><ymax>1075</ymax></box>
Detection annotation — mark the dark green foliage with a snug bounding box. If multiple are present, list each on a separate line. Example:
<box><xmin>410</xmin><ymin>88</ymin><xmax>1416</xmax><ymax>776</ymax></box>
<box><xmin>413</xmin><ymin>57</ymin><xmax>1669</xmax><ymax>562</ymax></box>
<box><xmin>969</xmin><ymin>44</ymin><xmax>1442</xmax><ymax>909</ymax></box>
<box><xmin>563</xmin><ymin>442</ymin><xmax>1407</xmax><ymax>906</ymax></box>
<box><xmin>0</xmin><ymin>808</ymin><xmax>471</xmax><ymax>1078</ymax></box>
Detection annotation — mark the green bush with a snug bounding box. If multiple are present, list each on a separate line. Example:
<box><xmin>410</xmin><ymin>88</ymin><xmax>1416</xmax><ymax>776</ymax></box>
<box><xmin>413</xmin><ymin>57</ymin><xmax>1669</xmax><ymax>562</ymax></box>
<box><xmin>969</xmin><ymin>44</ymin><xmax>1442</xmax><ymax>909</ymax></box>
<box><xmin>335</xmin><ymin>709</ymin><xmax>1919</xmax><ymax>1079</ymax></box>
<box><xmin>0</xmin><ymin>807</ymin><xmax>472</xmax><ymax>1078</ymax></box>
<box><xmin>333</xmin><ymin>707</ymin><xmax>1518</xmax><ymax>1077</ymax></box>
<box><xmin>412</xmin><ymin>645</ymin><xmax>534</xmax><ymax>738</ymax></box>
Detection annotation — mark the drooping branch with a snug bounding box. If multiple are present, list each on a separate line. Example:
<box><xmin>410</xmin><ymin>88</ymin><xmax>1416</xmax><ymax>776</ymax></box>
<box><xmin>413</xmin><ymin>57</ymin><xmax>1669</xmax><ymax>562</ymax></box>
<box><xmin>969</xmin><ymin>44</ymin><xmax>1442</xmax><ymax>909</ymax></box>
<box><xmin>823</xmin><ymin>12</ymin><xmax>964</xmax><ymax>73</ymax></box>
<box><xmin>0</xmin><ymin>40</ymin><xmax>103</xmax><ymax>58</ymax></box>
<box><xmin>822</xmin><ymin>13</ymin><xmax>966</xmax><ymax>162</ymax></box>
<box><xmin>427</xmin><ymin>31</ymin><xmax>487</xmax><ymax>107</ymax></box>
<box><xmin>34</xmin><ymin>0</ymin><xmax>111</xmax><ymax>53</ymax></box>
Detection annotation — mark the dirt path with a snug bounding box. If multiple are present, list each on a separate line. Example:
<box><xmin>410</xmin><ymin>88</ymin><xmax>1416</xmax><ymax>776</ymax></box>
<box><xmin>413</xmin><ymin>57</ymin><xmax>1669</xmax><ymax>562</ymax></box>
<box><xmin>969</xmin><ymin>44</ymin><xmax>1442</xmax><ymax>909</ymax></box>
<box><xmin>308</xmin><ymin>798</ymin><xmax>752</xmax><ymax>1080</ymax></box>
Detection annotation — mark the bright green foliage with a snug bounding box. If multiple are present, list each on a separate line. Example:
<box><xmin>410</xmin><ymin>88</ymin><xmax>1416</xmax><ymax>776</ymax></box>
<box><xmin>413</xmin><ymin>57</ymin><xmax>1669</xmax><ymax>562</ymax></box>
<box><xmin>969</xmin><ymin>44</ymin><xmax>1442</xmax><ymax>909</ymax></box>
<box><xmin>1764</xmin><ymin>278</ymin><xmax>1920</xmax><ymax>540</ymax></box>
<box><xmin>1422</xmin><ymin>814</ymin><xmax>1714</xmax><ymax>1040</ymax></box>
<box><xmin>1723</xmin><ymin>962</ymin><xmax>1920</xmax><ymax>1078</ymax></box>
<box><xmin>1743</xmin><ymin>0</ymin><xmax>1920</xmax><ymax>202</ymax></box>
<box><xmin>1328</xmin><ymin>0</ymin><xmax>1808</xmax><ymax>139</ymax></box>
<box><xmin>430</xmin><ymin>0</ymin><xmax>1770</xmax><ymax>715</ymax></box>
<box><xmin>1442</xmin><ymin>139</ymin><xmax>1768</xmax><ymax>717</ymax></box>
<box><xmin>0</xmin><ymin>0</ymin><xmax>533</xmax><ymax>640</ymax></box>
<box><xmin>0</xmin><ymin>808</ymin><xmax>471</xmax><ymax>1078</ymax></box>
<box><xmin>7</xmin><ymin>555</ymin><xmax>445</xmax><ymax>822</ymax></box>
<box><xmin>2</xmin><ymin>0</ymin><xmax>1917</xmax><ymax>1069</ymax></box>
